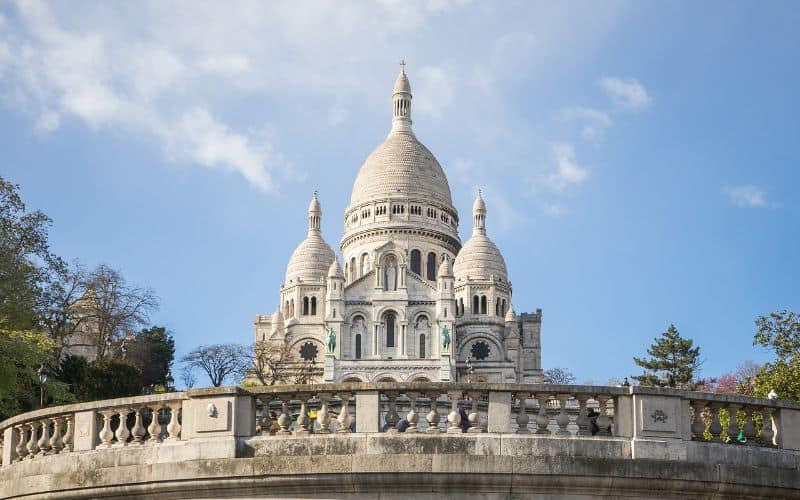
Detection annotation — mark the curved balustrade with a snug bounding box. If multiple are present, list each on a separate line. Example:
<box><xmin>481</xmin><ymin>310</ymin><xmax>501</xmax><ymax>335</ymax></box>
<box><xmin>2</xmin><ymin>383</ymin><xmax>799</xmax><ymax>468</ymax></box>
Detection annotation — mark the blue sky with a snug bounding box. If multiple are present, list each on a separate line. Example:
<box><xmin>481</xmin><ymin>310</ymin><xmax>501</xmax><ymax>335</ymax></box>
<box><xmin>1</xmin><ymin>0</ymin><xmax>798</xmax><ymax>385</ymax></box>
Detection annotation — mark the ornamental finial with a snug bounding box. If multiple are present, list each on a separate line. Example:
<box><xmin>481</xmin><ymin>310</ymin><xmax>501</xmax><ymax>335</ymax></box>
<box><xmin>399</xmin><ymin>57</ymin><xmax>407</xmax><ymax>73</ymax></box>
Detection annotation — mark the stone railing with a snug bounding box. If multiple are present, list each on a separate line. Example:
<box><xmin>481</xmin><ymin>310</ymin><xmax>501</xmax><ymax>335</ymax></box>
<box><xmin>0</xmin><ymin>392</ymin><xmax>184</xmax><ymax>465</ymax></box>
<box><xmin>2</xmin><ymin>383</ymin><xmax>799</xmax><ymax>466</ymax></box>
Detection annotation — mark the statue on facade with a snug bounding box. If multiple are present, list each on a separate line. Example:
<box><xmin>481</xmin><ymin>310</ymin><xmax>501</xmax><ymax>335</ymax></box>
<box><xmin>385</xmin><ymin>261</ymin><xmax>396</xmax><ymax>291</ymax></box>
<box><xmin>325</xmin><ymin>325</ymin><xmax>336</xmax><ymax>353</ymax></box>
<box><xmin>362</xmin><ymin>254</ymin><xmax>370</xmax><ymax>276</ymax></box>
<box><xmin>441</xmin><ymin>324</ymin><xmax>450</xmax><ymax>351</ymax></box>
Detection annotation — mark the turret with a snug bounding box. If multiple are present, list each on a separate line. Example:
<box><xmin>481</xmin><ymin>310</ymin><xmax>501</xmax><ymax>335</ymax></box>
<box><xmin>391</xmin><ymin>60</ymin><xmax>413</xmax><ymax>134</ymax></box>
<box><xmin>326</xmin><ymin>258</ymin><xmax>345</xmax><ymax>322</ymax></box>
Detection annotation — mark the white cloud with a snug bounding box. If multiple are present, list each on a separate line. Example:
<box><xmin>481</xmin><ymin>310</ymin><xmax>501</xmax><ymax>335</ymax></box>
<box><xmin>559</xmin><ymin>106</ymin><xmax>612</xmax><ymax>141</ymax></box>
<box><xmin>600</xmin><ymin>76</ymin><xmax>651</xmax><ymax>110</ymax></box>
<box><xmin>161</xmin><ymin>108</ymin><xmax>276</xmax><ymax>191</ymax></box>
<box><xmin>548</xmin><ymin>144</ymin><xmax>588</xmax><ymax>192</ymax></box>
<box><xmin>414</xmin><ymin>65</ymin><xmax>453</xmax><ymax>119</ymax></box>
<box><xmin>725</xmin><ymin>185</ymin><xmax>779</xmax><ymax>208</ymax></box>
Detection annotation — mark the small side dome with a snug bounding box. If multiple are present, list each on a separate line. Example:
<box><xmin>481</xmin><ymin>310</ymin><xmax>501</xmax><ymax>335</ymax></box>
<box><xmin>437</xmin><ymin>256</ymin><xmax>453</xmax><ymax>278</ymax></box>
<box><xmin>271</xmin><ymin>307</ymin><xmax>285</xmax><ymax>334</ymax></box>
<box><xmin>473</xmin><ymin>190</ymin><xmax>486</xmax><ymax>213</ymax></box>
<box><xmin>453</xmin><ymin>235</ymin><xmax>508</xmax><ymax>282</ymax></box>
<box><xmin>505</xmin><ymin>304</ymin><xmax>516</xmax><ymax>323</ymax></box>
<box><xmin>285</xmin><ymin>235</ymin><xmax>336</xmax><ymax>284</ymax></box>
<box><xmin>308</xmin><ymin>192</ymin><xmax>322</xmax><ymax>214</ymax></box>
<box><xmin>328</xmin><ymin>258</ymin><xmax>344</xmax><ymax>279</ymax></box>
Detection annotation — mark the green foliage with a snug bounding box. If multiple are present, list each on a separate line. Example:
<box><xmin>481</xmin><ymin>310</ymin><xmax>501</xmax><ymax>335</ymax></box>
<box><xmin>633</xmin><ymin>324</ymin><xmax>702</xmax><ymax>389</ymax></box>
<box><xmin>0</xmin><ymin>177</ymin><xmax>64</xmax><ymax>330</ymax></box>
<box><xmin>752</xmin><ymin>359</ymin><xmax>800</xmax><ymax>402</ymax></box>
<box><xmin>126</xmin><ymin>326</ymin><xmax>175</xmax><ymax>389</ymax></box>
<box><xmin>754</xmin><ymin>310</ymin><xmax>800</xmax><ymax>363</ymax></box>
<box><xmin>82</xmin><ymin>358</ymin><xmax>143</xmax><ymax>401</ymax></box>
<box><xmin>0</xmin><ymin>329</ymin><xmax>73</xmax><ymax>419</ymax></box>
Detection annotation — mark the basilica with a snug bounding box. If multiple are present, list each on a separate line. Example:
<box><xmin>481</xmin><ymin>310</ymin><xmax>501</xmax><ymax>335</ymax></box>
<box><xmin>254</xmin><ymin>68</ymin><xmax>542</xmax><ymax>384</ymax></box>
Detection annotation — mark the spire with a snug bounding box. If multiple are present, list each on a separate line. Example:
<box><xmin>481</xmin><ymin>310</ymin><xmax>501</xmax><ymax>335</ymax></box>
<box><xmin>472</xmin><ymin>189</ymin><xmax>486</xmax><ymax>235</ymax></box>
<box><xmin>391</xmin><ymin>60</ymin><xmax>413</xmax><ymax>134</ymax></box>
<box><xmin>307</xmin><ymin>191</ymin><xmax>322</xmax><ymax>234</ymax></box>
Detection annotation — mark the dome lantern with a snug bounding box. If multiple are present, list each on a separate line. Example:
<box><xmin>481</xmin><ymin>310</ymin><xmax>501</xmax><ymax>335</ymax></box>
<box><xmin>308</xmin><ymin>190</ymin><xmax>322</xmax><ymax>234</ymax></box>
<box><xmin>391</xmin><ymin>59</ymin><xmax>413</xmax><ymax>134</ymax></box>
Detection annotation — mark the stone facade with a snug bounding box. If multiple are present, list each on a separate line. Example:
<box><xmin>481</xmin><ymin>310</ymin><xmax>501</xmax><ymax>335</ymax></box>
<box><xmin>254</xmin><ymin>68</ymin><xmax>543</xmax><ymax>384</ymax></box>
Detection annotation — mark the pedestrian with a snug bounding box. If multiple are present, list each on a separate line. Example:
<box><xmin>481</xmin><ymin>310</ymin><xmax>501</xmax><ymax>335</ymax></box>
<box><xmin>459</xmin><ymin>405</ymin><xmax>471</xmax><ymax>432</ymax></box>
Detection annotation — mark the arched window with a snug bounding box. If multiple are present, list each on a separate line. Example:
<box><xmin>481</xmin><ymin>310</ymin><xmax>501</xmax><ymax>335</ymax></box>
<box><xmin>410</xmin><ymin>249</ymin><xmax>421</xmax><ymax>275</ymax></box>
<box><xmin>311</xmin><ymin>297</ymin><xmax>317</xmax><ymax>316</ymax></box>
<box><xmin>333</xmin><ymin>308</ymin><xmax>336</xmax><ymax>318</ymax></box>
<box><xmin>386</xmin><ymin>312</ymin><xmax>395</xmax><ymax>348</ymax></box>
<box><xmin>502</xmin><ymin>299</ymin><xmax>507</xmax><ymax>316</ymax></box>
<box><xmin>303</xmin><ymin>297</ymin><xmax>309</xmax><ymax>315</ymax></box>
<box><xmin>355</xmin><ymin>334</ymin><xmax>362</xmax><ymax>359</ymax></box>
<box><xmin>426</xmin><ymin>252</ymin><xmax>436</xmax><ymax>280</ymax></box>
<box><xmin>419</xmin><ymin>334</ymin><xmax>426</xmax><ymax>359</ymax></box>
<box><xmin>472</xmin><ymin>295</ymin><xmax>479</xmax><ymax>315</ymax></box>
<box><xmin>459</xmin><ymin>298</ymin><xmax>464</xmax><ymax>317</ymax></box>
<box><xmin>284</xmin><ymin>300</ymin><xmax>289</xmax><ymax>317</ymax></box>
<box><xmin>496</xmin><ymin>298</ymin><xmax>501</xmax><ymax>316</ymax></box>
<box><xmin>350</xmin><ymin>257</ymin><xmax>357</xmax><ymax>280</ymax></box>
<box><xmin>290</xmin><ymin>299</ymin><xmax>294</xmax><ymax>317</ymax></box>
<box><xmin>480</xmin><ymin>295</ymin><xmax>487</xmax><ymax>315</ymax></box>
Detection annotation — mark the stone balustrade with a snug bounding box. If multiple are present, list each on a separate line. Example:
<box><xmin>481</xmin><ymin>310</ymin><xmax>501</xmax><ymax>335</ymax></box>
<box><xmin>3</xmin><ymin>383</ymin><xmax>800</xmax><ymax>498</ymax></box>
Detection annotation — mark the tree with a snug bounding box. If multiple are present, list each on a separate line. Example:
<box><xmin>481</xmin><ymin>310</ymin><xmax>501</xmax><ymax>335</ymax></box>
<box><xmin>82</xmin><ymin>358</ymin><xmax>142</xmax><ymax>401</ymax></box>
<box><xmin>751</xmin><ymin>310</ymin><xmax>800</xmax><ymax>401</ymax></box>
<box><xmin>82</xmin><ymin>264</ymin><xmax>159</xmax><ymax>359</ymax></box>
<box><xmin>181</xmin><ymin>344</ymin><xmax>250</xmax><ymax>387</ymax></box>
<box><xmin>126</xmin><ymin>326</ymin><xmax>175</xmax><ymax>389</ymax></box>
<box><xmin>39</xmin><ymin>262</ymin><xmax>88</xmax><ymax>359</ymax></box>
<box><xmin>543</xmin><ymin>368</ymin><xmax>576</xmax><ymax>385</ymax></box>
<box><xmin>633</xmin><ymin>324</ymin><xmax>702</xmax><ymax>389</ymax></box>
<box><xmin>251</xmin><ymin>342</ymin><xmax>293</xmax><ymax>385</ymax></box>
<box><xmin>180</xmin><ymin>365</ymin><xmax>197</xmax><ymax>389</ymax></box>
<box><xmin>0</xmin><ymin>177</ymin><xmax>64</xmax><ymax>330</ymax></box>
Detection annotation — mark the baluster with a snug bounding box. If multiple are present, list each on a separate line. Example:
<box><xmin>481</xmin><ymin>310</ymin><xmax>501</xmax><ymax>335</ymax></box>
<box><xmin>37</xmin><ymin>419</ymin><xmax>52</xmax><ymax>454</ymax></box>
<box><xmin>26</xmin><ymin>422</ymin><xmax>40</xmax><ymax>458</ymax></box>
<box><xmin>575</xmin><ymin>394</ymin><xmax>590</xmax><ymax>436</ymax></box>
<box><xmin>114</xmin><ymin>409</ymin><xmax>131</xmax><ymax>447</ymax></box>
<box><xmin>166</xmin><ymin>402</ymin><xmax>182</xmax><ymax>441</ymax></box>
<box><xmin>446</xmin><ymin>390</ymin><xmax>462</xmax><ymax>434</ymax></box>
<box><xmin>384</xmin><ymin>391</ymin><xmax>400</xmax><ymax>433</ymax></box>
<box><xmin>147</xmin><ymin>406</ymin><xmax>163</xmax><ymax>444</ymax></box>
<box><xmin>14</xmin><ymin>425</ymin><xmax>28</xmax><ymax>461</ymax></box>
<box><xmin>406</xmin><ymin>392</ymin><xmax>420</xmax><ymax>433</ymax></box>
<box><xmin>426</xmin><ymin>392</ymin><xmax>442</xmax><ymax>433</ymax></box>
<box><xmin>467</xmin><ymin>391</ymin><xmax>483</xmax><ymax>433</ymax></box>
<box><xmin>131</xmin><ymin>407</ymin><xmax>146</xmax><ymax>444</ymax></box>
<box><xmin>277</xmin><ymin>397</ymin><xmax>292</xmax><ymax>435</ymax></box>
<box><xmin>595</xmin><ymin>395</ymin><xmax>612</xmax><ymax>436</ymax></box>
<box><xmin>742</xmin><ymin>406</ymin><xmax>756</xmax><ymax>445</ymax></box>
<box><xmin>515</xmin><ymin>392</ymin><xmax>530</xmax><ymax>434</ymax></box>
<box><xmin>99</xmin><ymin>410</ymin><xmax>115</xmax><ymax>448</ymax></box>
<box><xmin>295</xmin><ymin>394</ymin><xmax>311</xmax><ymax>436</ymax></box>
<box><xmin>707</xmin><ymin>403</ymin><xmax>723</xmax><ymax>442</ymax></box>
<box><xmin>317</xmin><ymin>393</ymin><xmax>332</xmax><ymax>434</ymax></box>
<box><xmin>49</xmin><ymin>417</ymin><xmax>64</xmax><ymax>454</ymax></box>
<box><xmin>555</xmin><ymin>394</ymin><xmax>571</xmax><ymax>436</ymax></box>
<box><xmin>336</xmin><ymin>393</ymin><xmax>352</xmax><ymax>433</ymax></box>
<box><xmin>62</xmin><ymin>415</ymin><xmax>73</xmax><ymax>452</ymax></box>
<box><xmin>535</xmin><ymin>394</ymin><xmax>550</xmax><ymax>434</ymax></box>
<box><xmin>690</xmin><ymin>401</ymin><xmax>706</xmax><ymax>440</ymax></box>
<box><xmin>725</xmin><ymin>404</ymin><xmax>741</xmax><ymax>444</ymax></box>
<box><xmin>760</xmin><ymin>407</ymin><xmax>776</xmax><ymax>446</ymax></box>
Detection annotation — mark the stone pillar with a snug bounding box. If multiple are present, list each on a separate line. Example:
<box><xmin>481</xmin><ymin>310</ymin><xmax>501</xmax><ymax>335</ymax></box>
<box><xmin>355</xmin><ymin>391</ymin><xmax>380</xmax><ymax>433</ymax></box>
<box><xmin>373</xmin><ymin>324</ymin><xmax>379</xmax><ymax>357</ymax></box>
<box><xmin>73</xmin><ymin>410</ymin><xmax>99</xmax><ymax>451</ymax></box>
<box><xmin>323</xmin><ymin>353</ymin><xmax>335</xmax><ymax>382</ymax></box>
<box><xmin>399</xmin><ymin>323</ymin><xmax>407</xmax><ymax>358</ymax></box>
<box><xmin>776</xmin><ymin>408</ymin><xmax>800</xmax><ymax>450</ymax></box>
<box><xmin>487</xmin><ymin>391</ymin><xmax>511</xmax><ymax>433</ymax></box>
<box><xmin>2</xmin><ymin>426</ymin><xmax>17</xmax><ymax>465</ymax></box>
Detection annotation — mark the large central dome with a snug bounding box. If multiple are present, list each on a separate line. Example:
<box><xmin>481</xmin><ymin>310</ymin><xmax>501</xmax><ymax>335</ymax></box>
<box><xmin>349</xmin><ymin>131</ymin><xmax>453</xmax><ymax>208</ymax></box>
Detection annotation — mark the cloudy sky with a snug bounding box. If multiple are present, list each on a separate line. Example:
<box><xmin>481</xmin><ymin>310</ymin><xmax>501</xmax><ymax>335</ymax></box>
<box><xmin>1</xmin><ymin>0</ymin><xmax>798</xmax><ymax>385</ymax></box>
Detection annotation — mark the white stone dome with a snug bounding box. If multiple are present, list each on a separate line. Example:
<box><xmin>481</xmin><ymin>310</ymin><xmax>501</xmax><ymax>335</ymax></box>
<box><xmin>327</xmin><ymin>258</ymin><xmax>344</xmax><ymax>279</ymax></box>
<box><xmin>453</xmin><ymin>233</ymin><xmax>508</xmax><ymax>281</ymax></box>
<box><xmin>349</xmin><ymin>131</ymin><xmax>453</xmax><ymax>209</ymax></box>
<box><xmin>285</xmin><ymin>193</ymin><xmax>336</xmax><ymax>284</ymax></box>
<box><xmin>454</xmin><ymin>191</ymin><xmax>508</xmax><ymax>282</ymax></box>
<box><xmin>285</xmin><ymin>233</ymin><xmax>336</xmax><ymax>284</ymax></box>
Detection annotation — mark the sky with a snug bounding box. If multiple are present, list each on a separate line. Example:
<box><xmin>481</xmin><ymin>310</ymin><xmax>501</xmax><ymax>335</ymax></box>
<box><xmin>1</xmin><ymin>0</ymin><xmax>798</xmax><ymax>386</ymax></box>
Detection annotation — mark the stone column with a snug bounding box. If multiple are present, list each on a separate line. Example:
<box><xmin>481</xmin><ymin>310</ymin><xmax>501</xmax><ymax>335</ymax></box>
<box><xmin>2</xmin><ymin>426</ymin><xmax>18</xmax><ymax>465</ymax></box>
<box><xmin>355</xmin><ymin>391</ymin><xmax>380</xmax><ymax>433</ymax></box>
<box><xmin>487</xmin><ymin>391</ymin><xmax>511</xmax><ymax>433</ymax></box>
<box><xmin>73</xmin><ymin>410</ymin><xmax>98</xmax><ymax>451</ymax></box>
<box><xmin>373</xmin><ymin>324</ymin><xmax>379</xmax><ymax>357</ymax></box>
<box><xmin>399</xmin><ymin>323</ymin><xmax>407</xmax><ymax>358</ymax></box>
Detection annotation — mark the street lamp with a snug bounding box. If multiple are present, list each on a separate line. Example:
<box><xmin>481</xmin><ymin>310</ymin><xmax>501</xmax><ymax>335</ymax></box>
<box><xmin>37</xmin><ymin>364</ymin><xmax>48</xmax><ymax>408</ymax></box>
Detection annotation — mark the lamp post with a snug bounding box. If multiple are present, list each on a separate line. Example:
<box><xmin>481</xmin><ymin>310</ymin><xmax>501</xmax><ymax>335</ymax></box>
<box><xmin>37</xmin><ymin>364</ymin><xmax>48</xmax><ymax>408</ymax></box>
